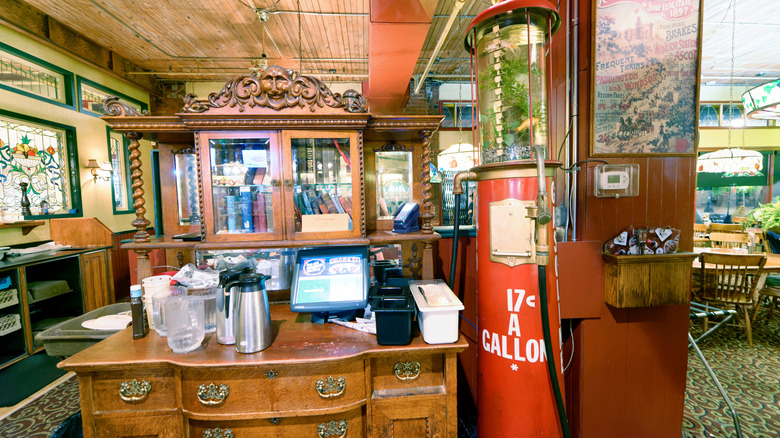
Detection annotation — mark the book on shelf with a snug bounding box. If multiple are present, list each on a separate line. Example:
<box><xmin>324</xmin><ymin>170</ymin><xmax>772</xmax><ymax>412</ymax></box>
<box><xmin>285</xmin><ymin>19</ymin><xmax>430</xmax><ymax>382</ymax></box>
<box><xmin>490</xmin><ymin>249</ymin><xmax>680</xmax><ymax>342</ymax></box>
<box><xmin>339</xmin><ymin>195</ymin><xmax>353</xmax><ymax>219</ymax></box>
<box><xmin>306</xmin><ymin>189</ymin><xmax>321</xmax><ymax>214</ymax></box>
<box><xmin>244</xmin><ymin>168</ymin><xmax>256</xmax><ymax>185</ymax></box>
<box><xmin>298</xmin><ymin>191</ymin><xmax>314</xmax><ymax>215</ymax></box>
<box><xmin>225</xmin><ymin>195</ymin><xmax>237</xmax><ymax>232</ymax></box>
<box><xmin>315</xmin><ymin>196</ymin><xmax>329</xmax><ymax>214</ymax></box>
<box><xmin>255</xmin><ymin>192</ymin><xmax>267</xmax><ymax>232</ymax></box>
<box><xmin>321</xmin><ymin>192</ymin><xmax>339</xmax><ymax>214</ymax></box>
<box><xmin>331</xmin><ymin>194</ymin><xmax>346</xmax><ymax>214</ymax></box>
<box><xmin>264</xmin><ymin>192</ymin><xmax>274</xmax><ymax>231</ymax></box>
<box><xmin>239</xmin><ymin>187</ymin><xmax>254</xmax><ymax>232</ymax></box>
<box><xmin>252</xmin><ymin>167</ymin><xmax>267</xmax><ymax>185</ymax></box>
<box><xmin>172</xmin><ymin>232</ymin><xmax>201</xmax><ymax>241</ymax></box>
<box><xmin>293</xmin><ymin>203</ymin><xmax>302</xmax><ymax>231</ymax></box>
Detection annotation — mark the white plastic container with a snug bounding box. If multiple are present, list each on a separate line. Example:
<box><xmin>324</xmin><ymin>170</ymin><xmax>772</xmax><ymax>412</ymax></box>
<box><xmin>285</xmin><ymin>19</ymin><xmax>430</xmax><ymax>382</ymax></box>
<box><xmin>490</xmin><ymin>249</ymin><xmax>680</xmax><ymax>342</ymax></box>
<box><xmin>409</xmin><ymin>279</ymin><xmax>464</xmax><ymax>344</ymax></box>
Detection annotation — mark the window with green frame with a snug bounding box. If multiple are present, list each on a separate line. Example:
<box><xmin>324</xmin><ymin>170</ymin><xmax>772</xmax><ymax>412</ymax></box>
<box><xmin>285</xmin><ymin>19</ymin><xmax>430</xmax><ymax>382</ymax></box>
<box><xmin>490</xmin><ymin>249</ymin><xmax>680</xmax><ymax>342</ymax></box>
<box><xmin>0</xmin><ymin>110</ymin><xmax>81</xmax><ymax>217</ymax></box>
<box><xmin>0</xmin><ymin>41</ymin><xmax>75</xmax><ymax>108</ymax></box>
<box><xmin>77</xmin><ymin>77</ymin><xmax>147</xmax><ymax>117</ymax></box>
<box><xmin>107</xmin><ymin>128</ymin><xmax>132</xmax><ymax>213</ymax></box>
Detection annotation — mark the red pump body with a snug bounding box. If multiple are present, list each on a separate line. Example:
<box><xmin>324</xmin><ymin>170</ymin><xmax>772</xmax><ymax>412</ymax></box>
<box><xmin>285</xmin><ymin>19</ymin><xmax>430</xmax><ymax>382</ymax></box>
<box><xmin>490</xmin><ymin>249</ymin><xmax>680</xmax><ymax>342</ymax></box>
<box><xmin>474</xmin><ymin>162</ymin><xmax>564</xmax><ymax>437</ymax></box>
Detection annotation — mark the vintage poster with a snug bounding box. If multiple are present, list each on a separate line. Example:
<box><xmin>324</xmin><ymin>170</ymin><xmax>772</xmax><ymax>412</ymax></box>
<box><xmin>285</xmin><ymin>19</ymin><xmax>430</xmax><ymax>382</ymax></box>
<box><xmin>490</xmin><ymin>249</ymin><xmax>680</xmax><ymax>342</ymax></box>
<box><xmin>592</xmin><ymin>0</ymin><xmax>701</xmax><ymax>155</ymax></box>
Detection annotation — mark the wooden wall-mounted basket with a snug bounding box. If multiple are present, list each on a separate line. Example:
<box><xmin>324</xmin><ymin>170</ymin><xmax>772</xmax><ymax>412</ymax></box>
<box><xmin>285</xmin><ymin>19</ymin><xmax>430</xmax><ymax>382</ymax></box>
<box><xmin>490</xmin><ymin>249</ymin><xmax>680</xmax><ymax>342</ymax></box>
<box><xmin>602</xmin><ymin>252</ymin><xmax>699</xmax><ymax>308</ymax></box>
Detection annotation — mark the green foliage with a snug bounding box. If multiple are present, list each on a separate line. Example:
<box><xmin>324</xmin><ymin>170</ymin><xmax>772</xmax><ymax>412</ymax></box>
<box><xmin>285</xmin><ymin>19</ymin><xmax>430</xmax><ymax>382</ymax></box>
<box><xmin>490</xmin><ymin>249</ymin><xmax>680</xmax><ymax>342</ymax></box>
<box><xmin>745</xmin><ymin>201</ymin><xmax>780</xmax><ymax>232</ymax></box>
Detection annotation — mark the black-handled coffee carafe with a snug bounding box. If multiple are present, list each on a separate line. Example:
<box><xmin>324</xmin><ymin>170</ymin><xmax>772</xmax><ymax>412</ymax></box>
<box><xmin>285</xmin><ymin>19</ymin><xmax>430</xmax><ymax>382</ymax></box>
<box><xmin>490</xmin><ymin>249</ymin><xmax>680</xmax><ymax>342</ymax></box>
<box><xmin>224</xmin><ymin>273</ymin><xmax>272</xmax><ymax>353</ymax></box>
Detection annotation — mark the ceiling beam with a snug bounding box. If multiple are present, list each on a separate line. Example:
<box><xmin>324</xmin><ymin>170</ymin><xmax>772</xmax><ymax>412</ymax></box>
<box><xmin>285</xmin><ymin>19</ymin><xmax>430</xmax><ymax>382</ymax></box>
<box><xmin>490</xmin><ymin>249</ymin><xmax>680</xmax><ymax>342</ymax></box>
<box><xmin>0</xmin><ymin>0</ymin><xmax>156</xmax><ymax>93</ymax></box>
<box><xmin>367</xmin><ymin>0</ymin><xmax>439</xmax><ymax>114</ymax></box>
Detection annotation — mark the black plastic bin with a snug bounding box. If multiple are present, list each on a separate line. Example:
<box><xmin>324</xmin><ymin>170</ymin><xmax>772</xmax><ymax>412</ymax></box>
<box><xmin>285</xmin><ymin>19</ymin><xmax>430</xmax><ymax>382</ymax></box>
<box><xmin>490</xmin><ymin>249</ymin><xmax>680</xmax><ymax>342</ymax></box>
<box><xmin>372</xmin><ymin>296</ymin><xmax>414</xmax><ymax>346</ymax></box>
<box><xmin>35</xmin><ymin>303</ymin><xmax>130</xmax><ymax>357</ymax></box>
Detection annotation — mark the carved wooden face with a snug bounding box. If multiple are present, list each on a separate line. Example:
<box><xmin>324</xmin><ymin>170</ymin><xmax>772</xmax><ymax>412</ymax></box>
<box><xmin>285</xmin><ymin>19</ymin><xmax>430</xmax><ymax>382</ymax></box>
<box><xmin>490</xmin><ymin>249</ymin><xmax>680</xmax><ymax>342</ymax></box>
<box><xmin>260</xmin><ymin>66</ymin><xmax>291</xmax><ymax>100</ymax></box>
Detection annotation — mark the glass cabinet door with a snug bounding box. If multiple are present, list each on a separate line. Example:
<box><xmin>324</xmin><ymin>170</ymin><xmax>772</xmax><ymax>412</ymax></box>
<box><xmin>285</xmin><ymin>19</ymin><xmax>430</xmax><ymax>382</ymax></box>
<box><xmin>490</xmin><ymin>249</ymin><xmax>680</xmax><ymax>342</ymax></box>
<box><xmin>282</xmin><ymin>131</ymin><xmax>362</xmax><ymax>239</ymax></box>
<box><xmin>200</xmin><ymin>132</ymin><xmax>282</xmax><ymax>241</ymax></box>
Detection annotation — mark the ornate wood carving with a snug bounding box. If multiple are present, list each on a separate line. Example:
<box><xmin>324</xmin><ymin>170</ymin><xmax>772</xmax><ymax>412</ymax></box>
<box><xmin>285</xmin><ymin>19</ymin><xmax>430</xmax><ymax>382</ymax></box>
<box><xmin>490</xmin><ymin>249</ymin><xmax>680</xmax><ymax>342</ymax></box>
<box><xmin>419</xmin><ymin>130</ymin><xmax>434</xmax><ymax>234</ymax></box>
<box><xmin>127</xmin><ymin>132</ymin><xmax>150</xmax><ymax>242</ymax></box>
<box><xmin>406</xmin><ymin>243</ymin><xmax>422</xmax><ymax>280</ymax></box>
<box><xmin>181</xmin><ymin>65</ymin><xmax>367</xmax><ymax>114</ymax></box>
<box><xmin>373</xmin><ymin>140</ymin><xmax>413</xmax><ymax>153</ymax></box>
<box><xmin>359</xmin><ymin>130</ymin><xmax>366</xmax><ymax>236</ymax></box>
<box><xmin>103</xmin><ymin>96</ymin><xmax>149</xmax><ymax>117</ymax></box>
<box><xmin>195</xmin><ymin>135</ymin><xmax>207</xmax><ymax>242</ymax></box>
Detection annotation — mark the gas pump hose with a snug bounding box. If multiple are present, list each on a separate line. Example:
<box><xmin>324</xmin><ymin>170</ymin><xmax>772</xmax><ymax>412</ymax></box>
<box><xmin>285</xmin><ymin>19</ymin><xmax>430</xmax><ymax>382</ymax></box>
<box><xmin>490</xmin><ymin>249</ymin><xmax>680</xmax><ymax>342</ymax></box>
<box><xmin>538</xmin><ymin>265</ymin><xmax>571</xmax><ymax>438</ymax></box>
<box><xmin>448</xmin><ymin>193</ymin><xmax>462</xmax><ymax>290</ymax></box>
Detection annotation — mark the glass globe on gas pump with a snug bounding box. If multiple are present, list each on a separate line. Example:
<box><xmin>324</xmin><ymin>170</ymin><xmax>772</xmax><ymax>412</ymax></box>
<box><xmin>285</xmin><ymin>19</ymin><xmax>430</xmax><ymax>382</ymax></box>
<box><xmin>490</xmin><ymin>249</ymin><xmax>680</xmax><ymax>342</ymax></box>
<box><xmin>465</xmin><ymin>0</ymin><xmax>560</xmax><ymax>164</ymax></box>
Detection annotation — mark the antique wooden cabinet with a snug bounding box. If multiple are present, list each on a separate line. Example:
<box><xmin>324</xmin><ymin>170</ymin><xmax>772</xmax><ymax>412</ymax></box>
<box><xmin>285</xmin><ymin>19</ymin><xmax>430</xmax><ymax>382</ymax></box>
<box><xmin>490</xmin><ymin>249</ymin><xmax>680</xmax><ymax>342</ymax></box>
<box><xmin>60</xmin><ymin>305</ymin><xmax>467</xmax><ymax>438</ymax></box>
<box><xmin>78</xmin><ymin>66</ymin><xmax>459</xmax><ymax>437</ymax></box>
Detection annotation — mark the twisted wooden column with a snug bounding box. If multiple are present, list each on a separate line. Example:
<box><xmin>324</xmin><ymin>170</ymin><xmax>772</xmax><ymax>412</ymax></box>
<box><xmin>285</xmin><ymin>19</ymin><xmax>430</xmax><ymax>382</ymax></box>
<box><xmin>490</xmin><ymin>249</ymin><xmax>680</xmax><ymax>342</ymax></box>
<box><xmin>127</xmin><ymin>132</ymin><xmax>150</xmax><ymax>242</ymax></box>
<box><xmin>419</xmin><ymin>129</ymin><xmax>434</xmax><ymax>234</ymax></box>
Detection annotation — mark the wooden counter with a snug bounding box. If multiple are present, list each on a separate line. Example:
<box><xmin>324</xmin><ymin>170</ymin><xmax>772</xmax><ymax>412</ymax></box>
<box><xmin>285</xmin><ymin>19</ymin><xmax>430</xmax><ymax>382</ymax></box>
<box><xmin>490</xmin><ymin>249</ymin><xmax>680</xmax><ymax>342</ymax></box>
<box><xmin>60</xmin><ymin>304</ymin><xmax>467</xmax><ymax>438</ymax></box>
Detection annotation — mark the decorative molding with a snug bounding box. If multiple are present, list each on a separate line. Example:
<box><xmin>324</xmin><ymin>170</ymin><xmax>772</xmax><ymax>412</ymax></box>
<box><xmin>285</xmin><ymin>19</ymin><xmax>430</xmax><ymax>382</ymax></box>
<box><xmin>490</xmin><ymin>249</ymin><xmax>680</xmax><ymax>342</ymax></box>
<box><xmin>419</xmin><ymin>129</ymin><xmax>434</xmax><ymax>234</ymax></box>
<box><xmin>180</xmin><ymin>118</ymin><xmax>368</xmax><ymax>129</ymax></box>
<box><xmin>127</xmin><ymin>132</ymin><xmax>150</xmax><ymax>242</ymax></box>
<box><xmin>103</xmin><ymin>96</ymin><xmax>148</xmax><ymax>117</ymax></box>
<box><xmin>373</xmin><ymin>140</ymin><xmax>413</xmax><ymax>153</ymax></box>
<box><xmin>181</xmin><ymin>65</ymin><xmax>367</xmax><ymax>114</ymax></box>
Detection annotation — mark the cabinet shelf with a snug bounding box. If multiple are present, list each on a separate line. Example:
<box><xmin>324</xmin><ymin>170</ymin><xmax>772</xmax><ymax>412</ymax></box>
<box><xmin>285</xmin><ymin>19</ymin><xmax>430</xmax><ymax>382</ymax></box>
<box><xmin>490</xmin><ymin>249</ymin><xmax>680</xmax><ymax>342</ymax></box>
<box><xmin>27</xmin><ymin>288</ymin><xmax>74</xmax><ymax>305</ymax></box>
<box><xmin>0</xmin><ymin>220</ymin><xmax>45</xmax><ymax>235</ymax></box>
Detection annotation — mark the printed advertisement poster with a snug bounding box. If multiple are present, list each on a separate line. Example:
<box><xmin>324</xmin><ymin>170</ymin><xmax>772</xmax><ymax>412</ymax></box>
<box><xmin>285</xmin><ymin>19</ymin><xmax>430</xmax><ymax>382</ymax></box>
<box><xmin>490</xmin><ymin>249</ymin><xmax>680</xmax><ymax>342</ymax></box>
<box><xmin>592</xmin><ymin>0</ymin><xmax>701</xmax><ymax>155</ymax></box>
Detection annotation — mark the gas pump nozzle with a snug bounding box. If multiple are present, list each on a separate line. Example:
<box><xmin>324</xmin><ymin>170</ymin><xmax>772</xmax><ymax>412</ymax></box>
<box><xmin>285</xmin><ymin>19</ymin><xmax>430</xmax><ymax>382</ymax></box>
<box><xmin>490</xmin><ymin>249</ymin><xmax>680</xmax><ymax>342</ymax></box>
<box><xmin>534</xmin><ymin>144</ymin><xmax>551</xmax><ymax>265</ymax></box>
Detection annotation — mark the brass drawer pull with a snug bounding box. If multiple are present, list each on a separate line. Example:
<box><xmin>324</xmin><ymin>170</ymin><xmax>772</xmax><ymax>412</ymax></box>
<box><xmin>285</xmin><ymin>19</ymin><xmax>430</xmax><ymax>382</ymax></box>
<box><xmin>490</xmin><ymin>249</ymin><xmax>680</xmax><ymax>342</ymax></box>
<box><xmin>317</xmin><ymin>419</ymin><xmax>348</xmax><ymax>438</ymax></box>
<box><xmin>266</xmin><ymin>369</ymin><xmax>278</xmax><ymax>380</ymax></box>
<box><xmin>315</xmin><ymin>376</ymin><xmax>346</xmax><ymax>399</ymax></box>
<box><xmin>203</xmin><ymin>428</ymin><xmax>233</xmax><ymax>438</ymax></box>
<box><xmin>118</xmin><ymin>379</ymin><xmax>151</xmax><ymax>403</ymax></box>
<box><xmin>197</xmin><ymin>383</ymin><xmax>230</xmax><ymax>406</ymax></box>
<box><xmin>393</xmin><ymin>361</ymin><xmax>421</xmax><ymax>381</ymax></box>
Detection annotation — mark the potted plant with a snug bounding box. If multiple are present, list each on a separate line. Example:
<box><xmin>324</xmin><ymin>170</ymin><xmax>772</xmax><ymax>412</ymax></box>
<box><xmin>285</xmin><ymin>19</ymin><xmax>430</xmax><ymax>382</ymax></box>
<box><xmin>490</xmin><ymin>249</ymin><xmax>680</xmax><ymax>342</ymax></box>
<box><xmin>744</xmin><ymin>201</ymin><xmax>780</xmax><ymax>253</ymax></box>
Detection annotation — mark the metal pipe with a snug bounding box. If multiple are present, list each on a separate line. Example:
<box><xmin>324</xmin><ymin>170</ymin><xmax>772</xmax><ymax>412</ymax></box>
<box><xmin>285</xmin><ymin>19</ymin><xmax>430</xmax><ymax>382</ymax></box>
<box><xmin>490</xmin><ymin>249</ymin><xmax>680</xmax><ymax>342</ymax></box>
<box><xmin>413</xmin><ymin>0</ymin><xmax>466</xmax><ymax>94</ymax></box>
<box><xmin>570</xmin><ymin>0</ymin><xmax>579</xmax><ymax>241</ymax></box>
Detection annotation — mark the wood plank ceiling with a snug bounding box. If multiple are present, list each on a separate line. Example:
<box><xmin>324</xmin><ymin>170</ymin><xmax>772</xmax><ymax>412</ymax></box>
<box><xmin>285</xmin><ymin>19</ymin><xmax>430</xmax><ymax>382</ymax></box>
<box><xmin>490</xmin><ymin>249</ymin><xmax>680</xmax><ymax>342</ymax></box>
<box><xmin>10</xmin><ymin>0</ymin><xmax>780</xmax><ymax>94</ymax></box>
<box><xmin>16</xmin><ymin>0</ymin><xmax>488</xmax><ymax>84</ymax></box>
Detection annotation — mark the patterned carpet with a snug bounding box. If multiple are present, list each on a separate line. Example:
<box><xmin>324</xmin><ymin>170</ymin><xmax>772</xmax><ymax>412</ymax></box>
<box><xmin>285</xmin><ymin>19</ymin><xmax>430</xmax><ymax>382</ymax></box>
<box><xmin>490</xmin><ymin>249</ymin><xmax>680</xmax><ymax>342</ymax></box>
<box><xmin>684</xmin><ymin>306</ymin><xmax>780</xmax><ymax>438</ymax></box>
<box><xmin>0</xmin><ymin>375</ymin><xmax>80</xmax><ymax>438</ymax></box>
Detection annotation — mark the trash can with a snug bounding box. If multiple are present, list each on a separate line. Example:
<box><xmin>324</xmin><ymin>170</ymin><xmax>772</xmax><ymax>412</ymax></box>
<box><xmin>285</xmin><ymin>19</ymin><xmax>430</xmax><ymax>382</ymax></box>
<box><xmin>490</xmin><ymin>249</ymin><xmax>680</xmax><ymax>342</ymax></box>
<box><xmin>35</xmin><ymin>303</ymin><xmax>131</xmax><ymax>357</ymax></box>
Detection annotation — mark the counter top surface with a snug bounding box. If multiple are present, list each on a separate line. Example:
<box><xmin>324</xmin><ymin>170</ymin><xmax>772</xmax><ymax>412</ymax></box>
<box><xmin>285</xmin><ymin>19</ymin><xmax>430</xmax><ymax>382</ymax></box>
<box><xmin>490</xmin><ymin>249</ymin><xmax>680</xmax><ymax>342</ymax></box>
<box><xmin>0</xmin><ymin>246</ymin><xmax>112</xmax><ymax>269</ymax></box>
<box><xmin>59</xmin><ymin>303</ymin><xmax>467</xmax><ymax>371</ymax></box>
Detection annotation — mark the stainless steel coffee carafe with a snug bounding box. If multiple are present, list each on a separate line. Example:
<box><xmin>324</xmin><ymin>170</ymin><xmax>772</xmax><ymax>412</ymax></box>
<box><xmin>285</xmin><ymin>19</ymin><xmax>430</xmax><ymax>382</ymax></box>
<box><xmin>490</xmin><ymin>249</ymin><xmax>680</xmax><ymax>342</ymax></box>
<box><xmin>226</xmin><ymin>273</ymin><xmax>273</xmax><ymax>353</ymax></box>
<box><xmin>216</xmin><ymin>269</ymin><xmax>242</xmax><ymax>345</ymax></box>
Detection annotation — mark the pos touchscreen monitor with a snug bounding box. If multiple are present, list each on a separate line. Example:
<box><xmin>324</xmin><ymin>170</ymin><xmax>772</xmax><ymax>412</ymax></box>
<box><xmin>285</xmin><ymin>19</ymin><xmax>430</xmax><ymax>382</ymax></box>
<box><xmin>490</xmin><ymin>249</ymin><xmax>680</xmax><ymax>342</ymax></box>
<box><xmin>290</xmin><ymin>246</ymin><xmax>369</xmax><ymax>323</ymax></box>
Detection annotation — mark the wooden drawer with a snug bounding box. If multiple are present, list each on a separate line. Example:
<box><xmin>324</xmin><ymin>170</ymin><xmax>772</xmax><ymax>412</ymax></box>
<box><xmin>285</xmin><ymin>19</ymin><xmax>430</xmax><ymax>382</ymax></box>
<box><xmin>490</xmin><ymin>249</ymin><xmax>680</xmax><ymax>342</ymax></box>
<box><xmin>371</xmin><ymin>354</ymin><xmax>444</xmax><ymax>395</ymax></box>
<box><xmin>188</xmin><ymin>406</ymin><xmax>364</xmax><ymax>437</ymax></box>
<box><xmin>90</xmin><ymin>368</ymin><xmax>178</xmax><ymax>413</ymax></box>
<box><xmin>182</xmin><ymin>360</ymin><xmax>366</xmax><ymax>416</ymax></box>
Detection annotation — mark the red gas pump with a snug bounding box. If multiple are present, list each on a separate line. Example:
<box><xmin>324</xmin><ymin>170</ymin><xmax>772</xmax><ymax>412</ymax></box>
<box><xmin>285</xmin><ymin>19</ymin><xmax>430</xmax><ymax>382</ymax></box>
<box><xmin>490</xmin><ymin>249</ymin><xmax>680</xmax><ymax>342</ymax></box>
<box><xmin>456</xmin><ymin>1</ymin><xmax>569</xmax><ymax>436</ymax></box>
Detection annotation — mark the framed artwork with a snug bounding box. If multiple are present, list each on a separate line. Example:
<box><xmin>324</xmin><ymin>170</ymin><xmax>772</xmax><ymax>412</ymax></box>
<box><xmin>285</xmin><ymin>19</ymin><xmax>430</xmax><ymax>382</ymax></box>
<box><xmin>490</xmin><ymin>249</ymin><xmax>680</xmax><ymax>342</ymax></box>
<box><xmin>591</xmin><ymin>0</ymin><xmax>702</xmax><ymax>156</ymax></box>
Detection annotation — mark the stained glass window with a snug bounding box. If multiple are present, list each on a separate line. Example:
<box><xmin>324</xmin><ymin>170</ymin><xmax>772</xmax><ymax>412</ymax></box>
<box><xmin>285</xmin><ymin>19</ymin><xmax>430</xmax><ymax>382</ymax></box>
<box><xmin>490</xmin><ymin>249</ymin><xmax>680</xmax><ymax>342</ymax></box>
<box><xmin>0</xmin><ymin>42</ymin><xmax>74</xmax><ymax>107</ymax></box>
<box><xmin>78</xmin><ymin>78</ymin><xmax>147</xmax><ymax>117</ymax></box>
<box><xmin>0</xmin><ymin>112</ymin><xmax>78</xmax><ymax>216</ymax></box>
<box><xmin>107</xmin><ymin>128</ymin><xmax>132</xmax><ymax>212</ymax></box>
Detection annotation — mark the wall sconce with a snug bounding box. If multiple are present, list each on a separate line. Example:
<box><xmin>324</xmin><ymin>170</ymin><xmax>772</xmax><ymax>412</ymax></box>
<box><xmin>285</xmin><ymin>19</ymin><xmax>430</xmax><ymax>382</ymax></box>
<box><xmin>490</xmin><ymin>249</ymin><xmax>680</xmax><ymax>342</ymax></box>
<box><xmin>86</xmin><ymin>159</ymin><xmax>113</xmax><ymax>182</ymax></box>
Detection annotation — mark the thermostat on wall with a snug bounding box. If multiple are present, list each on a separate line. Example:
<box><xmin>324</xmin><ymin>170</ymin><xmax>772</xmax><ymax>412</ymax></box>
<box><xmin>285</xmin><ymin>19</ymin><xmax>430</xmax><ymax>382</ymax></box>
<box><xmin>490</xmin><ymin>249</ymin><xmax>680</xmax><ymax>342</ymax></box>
<box><xmin>593</xmin><ymin>164</ymin><xmax>639</xmax><ymax>198</ymax></box>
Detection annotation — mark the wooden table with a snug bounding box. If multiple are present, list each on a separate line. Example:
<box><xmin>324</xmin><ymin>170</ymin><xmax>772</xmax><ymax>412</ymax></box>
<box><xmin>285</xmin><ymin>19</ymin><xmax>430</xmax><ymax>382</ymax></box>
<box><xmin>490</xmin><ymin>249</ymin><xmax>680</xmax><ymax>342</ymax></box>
<box><xmin>59</xmin><ymin>304</ymin><xmax>467</xmax><ymax>438</ymax></box>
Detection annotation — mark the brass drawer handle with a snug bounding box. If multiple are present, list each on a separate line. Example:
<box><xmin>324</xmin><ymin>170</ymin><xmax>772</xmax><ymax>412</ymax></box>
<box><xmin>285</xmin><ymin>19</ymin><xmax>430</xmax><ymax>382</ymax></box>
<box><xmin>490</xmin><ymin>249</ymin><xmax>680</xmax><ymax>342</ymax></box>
<box><xmin>393</xmin><ymin>361</ymin><xmax>421</xmax><ymax>381</ymax></box>
<box><xmin>315</xmin><ymin>376</ymin><xmax>346</xmax><ymax>399</ymax></box>
<box><xmin>118</xmin><ymin>379</ymin><xmax>151</xmax><ymax>403</ymax></box>
<box><xmin>203</xmin><ymin>428</ymin><xmax>233</xmax><ymax>438</ymax></box>
<box><xmin>197</xmin><ymin>383</ymin><xmax>230</xmax><ymax>406</ymax></box>
<box><xmin>318</xmin><ymin>419</ymin><xmax>348</xmax><ymax>438</ymax></box>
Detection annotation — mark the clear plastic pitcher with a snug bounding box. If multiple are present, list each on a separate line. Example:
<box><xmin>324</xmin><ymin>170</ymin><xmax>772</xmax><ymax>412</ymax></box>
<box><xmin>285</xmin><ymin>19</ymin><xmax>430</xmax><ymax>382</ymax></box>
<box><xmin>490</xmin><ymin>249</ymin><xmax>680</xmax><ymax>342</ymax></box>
<box><xmin>191</xmin><ymin>288</ymin><xmax>217</xmax><ymax>333</ymax></box>
<box><xmin>164</xmin><ymin>295</ymin><xmax>204</xmax><ymax>353</ymax></box>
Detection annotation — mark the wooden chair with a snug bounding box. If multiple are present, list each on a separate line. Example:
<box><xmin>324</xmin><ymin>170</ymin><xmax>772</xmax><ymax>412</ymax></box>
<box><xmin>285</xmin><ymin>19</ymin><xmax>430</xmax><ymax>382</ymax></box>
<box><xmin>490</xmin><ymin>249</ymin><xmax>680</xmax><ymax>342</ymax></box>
<box><xmin>752</xmin><ymin>274</ymin><xmax>780</xmax><ymax>323</ymax></box>
<box><xmin>693</xmin><ymin>223</ymin><xmax>709</xmax><ymax>248</ymax></box>
<box><xmin>698</xmin><ymin>253</ymin><xmax>767</xmax><ymax>346</ymax></box>
<box><xmin>710</xmin><ymin>223</ymin><xmax>744</xmax><ymax>233</ymax></box>
<box><xmin>709</xmin><ymin>231</ymin><xmax>749</xmax><ymax>249</ymax></box>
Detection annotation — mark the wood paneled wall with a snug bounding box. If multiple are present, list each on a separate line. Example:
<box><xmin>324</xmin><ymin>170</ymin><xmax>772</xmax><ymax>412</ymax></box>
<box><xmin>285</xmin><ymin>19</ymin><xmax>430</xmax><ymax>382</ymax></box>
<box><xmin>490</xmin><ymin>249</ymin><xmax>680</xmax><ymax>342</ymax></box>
<box><xmin>567</xmin><ymin>1</ymin><xmax>697</xmax><ymax>436</ymax></box>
